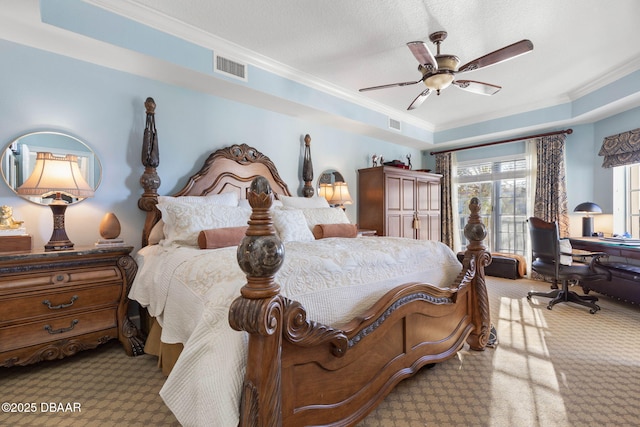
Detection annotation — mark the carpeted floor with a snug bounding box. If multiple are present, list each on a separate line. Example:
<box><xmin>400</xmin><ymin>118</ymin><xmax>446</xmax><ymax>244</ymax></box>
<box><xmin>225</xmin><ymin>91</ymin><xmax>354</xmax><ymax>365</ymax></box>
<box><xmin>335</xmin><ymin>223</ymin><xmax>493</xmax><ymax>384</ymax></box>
<box><xmin>1</xmin><ymin>276</ymin><xmax>639</xmax><ymax>426</ymax></box>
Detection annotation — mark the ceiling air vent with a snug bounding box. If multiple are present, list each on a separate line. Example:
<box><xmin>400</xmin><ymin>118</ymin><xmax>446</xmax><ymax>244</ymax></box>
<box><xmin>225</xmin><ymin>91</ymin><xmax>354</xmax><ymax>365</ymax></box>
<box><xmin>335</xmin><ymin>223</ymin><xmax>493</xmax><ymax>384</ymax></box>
<box><xmin>214</xmin><ymin>53</ymin><xmax>248</xmax><ymax>81</ymax></box>
<box><xmin>388</xmin><ymin>117</ymin><xmax>402</xmax><ymax>132</ymax></box>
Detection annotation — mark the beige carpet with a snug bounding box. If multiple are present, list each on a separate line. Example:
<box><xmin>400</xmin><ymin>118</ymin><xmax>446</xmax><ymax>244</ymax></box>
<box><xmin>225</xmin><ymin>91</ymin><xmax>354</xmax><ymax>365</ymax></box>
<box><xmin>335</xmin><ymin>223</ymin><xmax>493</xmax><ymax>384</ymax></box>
<box><xmin>1</xmin><ymin>277</ymin><xmax>639</xmax><ymax>427</ymax></box>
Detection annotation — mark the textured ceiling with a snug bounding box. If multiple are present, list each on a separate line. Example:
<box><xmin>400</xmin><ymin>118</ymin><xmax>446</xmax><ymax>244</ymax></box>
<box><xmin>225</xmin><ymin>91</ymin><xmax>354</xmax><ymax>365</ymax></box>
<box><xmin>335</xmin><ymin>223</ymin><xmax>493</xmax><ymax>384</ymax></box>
<box><xmin>116</xmin><ymin>0</ymin><xmax>640</xmax><ymax>133</ymax></box>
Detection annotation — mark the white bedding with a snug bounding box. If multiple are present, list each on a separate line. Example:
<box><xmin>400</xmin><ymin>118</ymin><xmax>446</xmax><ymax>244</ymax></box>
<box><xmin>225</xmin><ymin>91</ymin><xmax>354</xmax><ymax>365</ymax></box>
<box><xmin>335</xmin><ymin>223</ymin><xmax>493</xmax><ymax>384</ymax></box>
<box><xmin>129</xmin><ymin>236</ymin><xmax>461</xmax><ymax>427</ymax></box>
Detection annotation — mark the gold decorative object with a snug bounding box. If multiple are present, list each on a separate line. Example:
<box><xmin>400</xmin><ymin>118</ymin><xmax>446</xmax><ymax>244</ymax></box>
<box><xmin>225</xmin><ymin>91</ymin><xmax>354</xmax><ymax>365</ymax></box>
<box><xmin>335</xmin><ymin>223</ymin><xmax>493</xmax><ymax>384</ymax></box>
<box><xmin>99</xmin><ymin>212</ymin><xmax>121</xmax><ymax>239</ymax></box>
<box><xmin>0</xmin><ymin>205</ymin><xmax>24</xmax><ymax>230</ymax></box>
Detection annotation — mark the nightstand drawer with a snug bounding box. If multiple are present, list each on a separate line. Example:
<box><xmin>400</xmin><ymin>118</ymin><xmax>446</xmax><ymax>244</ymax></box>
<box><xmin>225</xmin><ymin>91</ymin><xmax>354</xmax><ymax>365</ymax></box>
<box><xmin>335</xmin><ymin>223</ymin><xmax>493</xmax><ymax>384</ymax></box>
<box><xmin>0</xmin><ymin>283</ymin><xmax>122</xmax><ymax>325</ymax></box>
<box><xmin>0</xmin><ymin>308</ymin><xmax>117</xmax><ymax>353</ymax></box>
<box><xmin>0</xmin><ymin>266</ymin><xmax>122</xmax><ymax>293</ymax></box>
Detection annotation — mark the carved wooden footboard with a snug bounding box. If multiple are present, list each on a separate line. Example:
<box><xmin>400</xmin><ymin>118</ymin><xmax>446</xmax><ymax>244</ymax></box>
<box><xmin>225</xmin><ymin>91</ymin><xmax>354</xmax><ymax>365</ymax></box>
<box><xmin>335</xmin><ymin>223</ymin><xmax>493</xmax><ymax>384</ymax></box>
<box><xmin>229</xmin><ymin>177</ymin><xmax>490</xmax><ymax>427</ymax></box>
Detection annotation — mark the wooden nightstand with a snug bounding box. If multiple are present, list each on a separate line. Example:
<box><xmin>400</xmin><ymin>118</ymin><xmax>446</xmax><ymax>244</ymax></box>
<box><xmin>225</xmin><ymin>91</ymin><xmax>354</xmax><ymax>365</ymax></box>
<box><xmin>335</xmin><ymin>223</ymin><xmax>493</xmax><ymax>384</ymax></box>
<box><xmin>0</xmin><ymin>245</ymin><xmax>144</xmax><ymax>367</ymax></box>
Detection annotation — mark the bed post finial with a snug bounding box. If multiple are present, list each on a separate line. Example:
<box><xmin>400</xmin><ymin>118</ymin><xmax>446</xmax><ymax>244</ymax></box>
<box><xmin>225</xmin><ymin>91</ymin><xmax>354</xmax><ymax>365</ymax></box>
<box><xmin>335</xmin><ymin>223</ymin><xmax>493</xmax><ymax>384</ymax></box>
<box><xmin>230</xmin><ymin>176</ymin><xmax>285</xmax><ymax>426</ymax></box>
<box><xmin>463</xmin><ymin>196</ymin><xmax>492</xmax><ymax>350</ymax></box>
<box><xmin>302</xmin><ymin>134</ymin><xmax>314</xmax><ymax>197</ymax></box>
<box><xmin>139</xmin><ymin>97</ymin><xmax>161</xmax><ymax>247</ymax></box>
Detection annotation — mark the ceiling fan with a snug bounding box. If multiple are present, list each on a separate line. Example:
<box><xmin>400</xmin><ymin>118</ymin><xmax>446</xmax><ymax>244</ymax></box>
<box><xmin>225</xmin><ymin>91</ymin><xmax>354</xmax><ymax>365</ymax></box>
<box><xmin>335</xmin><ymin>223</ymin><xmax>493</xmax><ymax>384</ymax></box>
<box><xmin>359</xmin><ymin>31</ymin><xmax>533</xmax><ymax>110</ymax></box>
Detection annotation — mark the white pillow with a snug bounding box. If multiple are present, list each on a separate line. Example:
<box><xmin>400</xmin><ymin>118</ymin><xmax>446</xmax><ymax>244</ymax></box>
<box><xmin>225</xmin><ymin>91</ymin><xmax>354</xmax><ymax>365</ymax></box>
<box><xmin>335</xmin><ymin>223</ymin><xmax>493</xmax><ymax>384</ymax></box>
<box><xmin>148</xmin><ymin>220</ymin><xmax>165</xmax><ymax>245</ymax></box>
<box><xmin>279</xmin><ymin>195</ymin><xmax>330</xmax><ymax>209</ymax></box>
<box><xmin>157</xmin><ymin>202</ymin><xmax>250</xmax><ymax>246</ymax></box>
<box><xmin>559</xmin><ymin>238</ymin><xmax>572</xmax><ymax>266</ymax></box>
<box><xmin>238</xmin><ymin>198</ymin><xmax>283</xmax><ymax>210</ymax></box>
<box><xmin>298</xmin><ymin>207</ymin><xmax>350</xmax><ymax>231</ymax></box>
<box><xmin>272</xmin><ymin>209</ymin><xmax>315</xmax><ymax>242</ymax></box>
<box><xmin>157</xmin><ymin>191</ymin><xmax>238</xmax><ymax>207</ymax></box>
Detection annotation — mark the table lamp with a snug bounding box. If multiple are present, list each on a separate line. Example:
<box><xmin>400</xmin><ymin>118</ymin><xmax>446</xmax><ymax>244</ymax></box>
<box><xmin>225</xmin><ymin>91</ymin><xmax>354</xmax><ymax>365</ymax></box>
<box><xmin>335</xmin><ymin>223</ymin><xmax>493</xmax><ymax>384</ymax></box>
<box><xmin>318</xmin><ymin>182</ymin><xmax>334</xmax><ymax>203</ymax></box>
<box><xmin>574</xmin><ymin>202</ymin><xmax>602</xmax><ymax>237</ymax></box>
<box><xmin>17</xmin><ymin>152</ymin><xmax>94</xmax><ymax>251</ymax></box>
<box><xmin>329</xmin><ymin>181</ymin><xmax>353</xmax><ymax>209</ymax></box>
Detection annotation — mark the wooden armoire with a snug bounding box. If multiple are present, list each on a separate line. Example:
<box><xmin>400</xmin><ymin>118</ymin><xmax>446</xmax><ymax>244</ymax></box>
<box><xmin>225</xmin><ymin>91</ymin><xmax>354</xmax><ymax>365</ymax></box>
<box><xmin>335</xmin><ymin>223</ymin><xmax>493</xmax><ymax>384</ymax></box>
<box><xmin>357</xmin><ymin>166</ymin><xmax>442</xmax><ymax>241</ymax></box>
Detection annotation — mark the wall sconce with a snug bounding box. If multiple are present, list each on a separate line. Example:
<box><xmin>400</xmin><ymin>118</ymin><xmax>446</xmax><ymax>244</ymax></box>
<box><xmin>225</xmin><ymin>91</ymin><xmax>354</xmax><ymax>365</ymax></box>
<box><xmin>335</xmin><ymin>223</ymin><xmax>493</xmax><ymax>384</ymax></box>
<box><xmin>329</xmin><ymin>181</ymin><xmax>353</xmax><ymax>209</ymax></box>
<box><xmin>17</xmin><ymin>152</ymin><xmax>95</xmax><ymax>251</ymax></box>
<box><xmin>574</xmin><ymin>201</ymin><xmax>602</xmax><ymax>237</ymax></box>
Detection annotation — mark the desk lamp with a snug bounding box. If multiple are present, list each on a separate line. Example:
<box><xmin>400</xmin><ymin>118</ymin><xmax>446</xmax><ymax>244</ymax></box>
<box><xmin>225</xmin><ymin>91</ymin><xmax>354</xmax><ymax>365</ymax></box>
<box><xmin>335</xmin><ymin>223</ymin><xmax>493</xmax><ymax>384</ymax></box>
<box><xmin>17</xmin><ymin>152</ymin><xmax>94</xmax><ymax>251</ymax></box>
<box><xmin>574</xmin><ymin>202</ymin><xmax>602</xmax><ymax>237</ymax></box>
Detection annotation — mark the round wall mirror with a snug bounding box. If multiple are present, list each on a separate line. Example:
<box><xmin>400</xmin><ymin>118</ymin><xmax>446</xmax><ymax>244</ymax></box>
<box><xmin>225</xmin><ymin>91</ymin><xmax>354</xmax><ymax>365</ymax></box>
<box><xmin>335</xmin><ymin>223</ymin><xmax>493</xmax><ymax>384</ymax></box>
<box><xmin>1</xmin><ymin>131</ymin><xmax>102</xmax><ymax>205</ymax></box>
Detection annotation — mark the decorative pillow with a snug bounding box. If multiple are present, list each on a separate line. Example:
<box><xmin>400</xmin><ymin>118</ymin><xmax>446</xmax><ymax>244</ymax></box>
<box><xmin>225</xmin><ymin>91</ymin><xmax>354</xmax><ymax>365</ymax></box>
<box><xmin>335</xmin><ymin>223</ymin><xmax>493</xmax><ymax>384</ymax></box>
<box><xmin>559</xmin><ymin>238</ymin><xmax>572</xmax><ymax>266</ymax></box>
<box><xmin>299</xmin><ymin>207</ymin><xmax>350</xmax><ymax>231</ymax></box>
<box><xmin>279</xmin><ymin>195</ymin><xmax>330</xmax><ymax>209</ymax></box>
<box><xmin>238</xmin><ymin>198</ymin><xmax>283</xmax><ymax>210</ymax></box>
<box><xmin>198</xmin><ymin>226</ymin><xmax>248</xmax><ymax>249</ymax></box>
<box><xmin>148</xmin><ymin>220</ymin><xmax>165</xmax><ymax>245</ymax></box>
<box><xmin>157</xmin><ymin>202</ymin><xmax>250</xmax><ymax>246</ymax></box>
<box><xmin>272</xmin><ymin>209</ymin><xmax>315</xmax><ymax>242</ymax></box>
<box><xmin>312</xmin><ymin>223</ymin><xmax>358</xmax><ymax>239</ymax></box>
<box><xmin>157</xmin><ymin>191</ymin><xmax>239</xmax><ymax>207</ymax></box>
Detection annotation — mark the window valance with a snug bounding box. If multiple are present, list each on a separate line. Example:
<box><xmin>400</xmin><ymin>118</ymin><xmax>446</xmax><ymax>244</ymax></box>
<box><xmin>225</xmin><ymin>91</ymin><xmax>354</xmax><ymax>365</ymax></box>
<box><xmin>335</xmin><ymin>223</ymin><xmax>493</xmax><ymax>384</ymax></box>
<box><xmin>599</xmin><ymin>127</ymin><xmax>640</xmax><ymax>168</ymax></box>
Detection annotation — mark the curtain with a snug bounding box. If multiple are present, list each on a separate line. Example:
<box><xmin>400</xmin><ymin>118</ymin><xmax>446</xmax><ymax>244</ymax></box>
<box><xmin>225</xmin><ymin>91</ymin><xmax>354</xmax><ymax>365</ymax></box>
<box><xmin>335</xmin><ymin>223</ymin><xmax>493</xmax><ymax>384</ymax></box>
<box><xmin>435</xmin><ymin>152</ymin><xmax>455</xmax><ymax>248</ymax></box>
<box><xmin>533</xmin><ymin>134</ymin><xmax>569</xmax><ymax>237</ymax></box>
<box><xmin>599</xmin><ymin>127</ymin><xmax>640</xmax><ymax>168</ymax></box>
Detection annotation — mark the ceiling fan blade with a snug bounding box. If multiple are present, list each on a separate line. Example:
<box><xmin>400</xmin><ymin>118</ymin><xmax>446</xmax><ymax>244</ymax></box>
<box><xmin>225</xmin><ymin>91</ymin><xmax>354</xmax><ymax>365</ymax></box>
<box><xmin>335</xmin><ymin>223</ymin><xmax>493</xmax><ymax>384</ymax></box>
<box><xmin>359</xmin><ymin>80</ymin><xmax>422</xmax><ymax>92</ymax></box>
<box><xmin>407</xmin><ymin>41</ymin><xmax>437</xmax><ymax>70</ymax></box>
<box><xmin>458</xmin><ymin>39</ymin><xmax>533</xmax><ymax>73</ymax></box>
<box><xmin>452</xmin><ymin>80</ymin><xmax>501</xmax><ymax>95</ymax></box>
<box><xmin>407</xmin><ymin>89</ymin><xmax>431</xmax><ymax>110</ymax></box>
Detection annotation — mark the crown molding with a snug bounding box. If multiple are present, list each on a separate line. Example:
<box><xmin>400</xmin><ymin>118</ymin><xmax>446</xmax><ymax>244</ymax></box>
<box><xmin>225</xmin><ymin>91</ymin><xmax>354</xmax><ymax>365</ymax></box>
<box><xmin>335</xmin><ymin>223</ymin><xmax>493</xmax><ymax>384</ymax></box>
<box><xmin>84</xmin><ymin>0</ymin><xmax>434</xmax><ymax>133</ymax></box>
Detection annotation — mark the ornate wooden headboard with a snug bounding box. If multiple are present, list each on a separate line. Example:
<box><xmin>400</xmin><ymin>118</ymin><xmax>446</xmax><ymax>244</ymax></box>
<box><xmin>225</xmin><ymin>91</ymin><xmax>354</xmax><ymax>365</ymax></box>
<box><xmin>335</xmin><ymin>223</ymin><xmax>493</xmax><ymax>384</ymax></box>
<box><xmin>138</xmin><ymin>97</ymin><xmax>291</xmax><ymax>246</ymax></box>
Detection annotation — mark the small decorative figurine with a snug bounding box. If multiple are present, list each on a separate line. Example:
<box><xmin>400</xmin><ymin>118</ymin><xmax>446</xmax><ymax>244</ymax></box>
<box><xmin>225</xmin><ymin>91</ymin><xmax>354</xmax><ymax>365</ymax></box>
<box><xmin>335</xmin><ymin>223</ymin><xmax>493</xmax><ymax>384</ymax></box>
<box><xmin>406</xmin><ymin>154</ymin><xmax>412</xmax><ymax>170</ymax></box>
<box><xmin>0</xmin><ymin>205</ymin><xmax>24</xmax><ymax>229</ymax></box>
<box><xmin>379</xmin><ymin>155</ymin><xmax>384</xmax><ymax>165</ymax></box>
<box><xmin>372</xmin><ymin>154</ymin><xmax>378</xmax><ymax>167</ymax></box>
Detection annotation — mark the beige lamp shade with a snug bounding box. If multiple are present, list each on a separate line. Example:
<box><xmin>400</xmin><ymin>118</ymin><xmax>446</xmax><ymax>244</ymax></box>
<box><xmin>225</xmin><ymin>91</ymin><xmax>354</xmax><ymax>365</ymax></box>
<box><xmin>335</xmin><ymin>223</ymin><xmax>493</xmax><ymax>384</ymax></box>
<box><xmin>318</xmin><ymin>183</ymin><xmax>334</xmax><ymax>203</ymax></box>
<box><xmin>16</xmin><ymin>152</ymin><xmax>94</xmax><ymax>251</ymax></box>
<box><xmin>17</xmin><ymin>152</ymin><xmax>94</xmax><ymax>199</ymax></box>
<box><xmin>329</xmin><ymin>182</ymin><xmax>353</xmax><ymax>206</ymax></box>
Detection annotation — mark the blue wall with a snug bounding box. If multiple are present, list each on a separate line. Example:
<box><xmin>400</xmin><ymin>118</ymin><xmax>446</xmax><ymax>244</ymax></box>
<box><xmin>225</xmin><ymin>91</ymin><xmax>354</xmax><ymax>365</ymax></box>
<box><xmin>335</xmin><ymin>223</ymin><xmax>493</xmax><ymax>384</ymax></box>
<box><xmin>0</xmin><ymin>40</ymin><xmax>420</xmax><ymax>250</ymax></box>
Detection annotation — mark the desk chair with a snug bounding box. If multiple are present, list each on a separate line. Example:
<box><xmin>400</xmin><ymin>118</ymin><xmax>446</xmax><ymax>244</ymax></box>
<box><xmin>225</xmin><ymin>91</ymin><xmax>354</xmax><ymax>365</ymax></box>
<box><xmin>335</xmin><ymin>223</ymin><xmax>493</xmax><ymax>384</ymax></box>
<box><xmin>526</xmin><ymin>217</ymin><xmax>610</xmax><ymax>314</ymax></box>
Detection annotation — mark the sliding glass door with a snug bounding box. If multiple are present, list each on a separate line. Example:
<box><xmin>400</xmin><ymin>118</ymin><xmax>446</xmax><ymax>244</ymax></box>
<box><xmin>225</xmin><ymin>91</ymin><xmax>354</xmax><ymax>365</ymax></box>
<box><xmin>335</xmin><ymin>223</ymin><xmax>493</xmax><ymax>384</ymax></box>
<box><xmin>456</xmin><ymin>156</ymin><xmax>530</xmax><ymax>255</ymax></box>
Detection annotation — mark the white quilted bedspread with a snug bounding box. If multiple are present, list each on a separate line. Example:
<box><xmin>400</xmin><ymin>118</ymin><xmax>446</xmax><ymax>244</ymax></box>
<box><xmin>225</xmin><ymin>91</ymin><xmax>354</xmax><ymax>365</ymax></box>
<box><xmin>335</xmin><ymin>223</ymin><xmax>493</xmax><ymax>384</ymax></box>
<box><xmin>130</xmin><ymin>236</ymin><xmax>461</xmax><ymax>427</ymax></box>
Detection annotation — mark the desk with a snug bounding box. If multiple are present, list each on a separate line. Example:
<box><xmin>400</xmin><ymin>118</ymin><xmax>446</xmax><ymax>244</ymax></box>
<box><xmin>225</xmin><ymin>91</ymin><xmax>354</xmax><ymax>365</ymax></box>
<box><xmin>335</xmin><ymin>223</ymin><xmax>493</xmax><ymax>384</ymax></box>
<box><xmin>569</xmin><ymin>237</ymin><xmax>640</xmax><ymax>304</ymax></box>
<box><xmin>570</xmin><ymin>237</ymin><xmax>640</xmax><ymax>261</ymax></box>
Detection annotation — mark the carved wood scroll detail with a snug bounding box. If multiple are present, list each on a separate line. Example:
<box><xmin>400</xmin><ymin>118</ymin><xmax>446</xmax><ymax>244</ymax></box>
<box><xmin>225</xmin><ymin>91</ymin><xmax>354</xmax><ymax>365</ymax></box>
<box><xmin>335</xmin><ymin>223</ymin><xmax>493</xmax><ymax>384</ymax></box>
<box><xmin>348</xmin><ymin>292</ymin><xmax>453</xmax><ymax>348</ymax></box>
<box><xmin>282</xmin><ymin>298</ymin><xmax>348</xmax><ymax>357</ymax></box>
<box><xmin>229</xmin><ymin>176</ymin><xmax>286</xmax><ymax>426</ymax></box>
<box><xmin>460</xmin><ymin>197</ymin><xmax>492</xmax><ymax>350</ymax></box>
<box><xmin>139</xmin><ymin>97</ymin><xmax>161</xmax><ymax>247</ymax></box>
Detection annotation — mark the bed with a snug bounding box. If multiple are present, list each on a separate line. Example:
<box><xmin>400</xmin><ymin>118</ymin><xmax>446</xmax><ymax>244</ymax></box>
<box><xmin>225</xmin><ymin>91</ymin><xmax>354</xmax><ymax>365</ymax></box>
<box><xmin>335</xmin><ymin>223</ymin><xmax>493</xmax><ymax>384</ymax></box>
<box><xmin>132</xmin><ymin>97</ymin><xmax>492</xmax><ymax>426</ymax></box>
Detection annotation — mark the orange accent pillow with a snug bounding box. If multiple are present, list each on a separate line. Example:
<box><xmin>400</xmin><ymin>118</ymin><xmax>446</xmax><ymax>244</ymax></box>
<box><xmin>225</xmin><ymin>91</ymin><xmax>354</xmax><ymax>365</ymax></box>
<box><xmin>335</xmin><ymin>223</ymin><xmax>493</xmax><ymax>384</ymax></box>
<box><xmin>198</xmin><ymin>226</ymin><xmax>248</xmax><ymax>249</ymax></box>
<box><xmin>312</xmin><ymin>223</ymin><xmax>358</xmax><ymax>239</ymax></box>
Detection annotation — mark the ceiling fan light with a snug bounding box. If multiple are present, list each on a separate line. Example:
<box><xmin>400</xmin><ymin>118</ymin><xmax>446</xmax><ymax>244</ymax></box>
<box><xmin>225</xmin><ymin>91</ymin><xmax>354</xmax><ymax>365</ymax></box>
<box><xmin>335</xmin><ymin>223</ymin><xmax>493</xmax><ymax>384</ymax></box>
<box><xmin>424</xmin><ymin>73</ymin><xmax>455</xmax><ymax>91</ymax></box>
<box><xmin>436</xmin><ymin>54</ymin><xmax>460</xmax><ymax>72</ymax></box>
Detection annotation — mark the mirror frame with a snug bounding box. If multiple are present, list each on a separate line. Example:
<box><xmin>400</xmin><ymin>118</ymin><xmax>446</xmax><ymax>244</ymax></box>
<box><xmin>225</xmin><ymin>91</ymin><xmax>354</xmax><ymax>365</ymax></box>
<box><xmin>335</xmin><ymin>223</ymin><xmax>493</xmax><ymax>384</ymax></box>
<box><xmin>1</xmin><ymin>131</ymin><xmax>102</xmax><ymax>205</ymax></box>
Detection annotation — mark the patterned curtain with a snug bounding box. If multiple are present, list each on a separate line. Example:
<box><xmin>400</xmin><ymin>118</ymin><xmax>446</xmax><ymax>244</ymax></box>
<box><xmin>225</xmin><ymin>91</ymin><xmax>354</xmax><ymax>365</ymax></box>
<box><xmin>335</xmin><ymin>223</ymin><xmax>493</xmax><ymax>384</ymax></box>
<box><xmin>435</xmin><ymin>152</ymin><xmax>454</xmax><ymax>248</ymax></box>
<box><xmin>533</xmin><ymin>134</ymin><xmax>569</xmax><ymax>237</ymax></box>
<box><xmin>599</xmin><ymin>127</ymin><xmax>640</xmax><ymax>168</ymax></box>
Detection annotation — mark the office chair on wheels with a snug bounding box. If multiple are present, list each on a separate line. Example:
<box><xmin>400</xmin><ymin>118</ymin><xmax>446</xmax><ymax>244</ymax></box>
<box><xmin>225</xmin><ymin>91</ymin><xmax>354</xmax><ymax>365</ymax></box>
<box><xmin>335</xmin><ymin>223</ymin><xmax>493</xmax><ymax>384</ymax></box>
<box><xmin>526</xmin><ymin>217</ymin><xmax>610</xmax><ymax>314</ymax></box>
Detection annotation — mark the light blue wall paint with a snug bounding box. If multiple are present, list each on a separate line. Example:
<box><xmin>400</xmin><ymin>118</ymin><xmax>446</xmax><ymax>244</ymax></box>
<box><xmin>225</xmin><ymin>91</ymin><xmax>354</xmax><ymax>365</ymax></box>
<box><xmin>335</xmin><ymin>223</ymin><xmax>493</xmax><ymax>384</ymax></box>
<box><xmin>0</xmin><ymin>40</ymin><xmax>420</xmax><ymax>250</ymax></box>
<box><xmin>40</xmin><ymin>0</ymin><xmax>214</xmax><ymax>74</ymax></box>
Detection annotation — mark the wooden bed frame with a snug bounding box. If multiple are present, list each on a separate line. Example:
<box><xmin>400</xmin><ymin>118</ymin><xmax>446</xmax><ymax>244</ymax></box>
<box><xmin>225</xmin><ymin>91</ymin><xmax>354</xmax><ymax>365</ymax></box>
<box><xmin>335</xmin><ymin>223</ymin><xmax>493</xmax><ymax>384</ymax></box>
<box><xmin>138</xmin><ymin>97</ymin><xmax>492</xmax><ymax>426</ymax></box>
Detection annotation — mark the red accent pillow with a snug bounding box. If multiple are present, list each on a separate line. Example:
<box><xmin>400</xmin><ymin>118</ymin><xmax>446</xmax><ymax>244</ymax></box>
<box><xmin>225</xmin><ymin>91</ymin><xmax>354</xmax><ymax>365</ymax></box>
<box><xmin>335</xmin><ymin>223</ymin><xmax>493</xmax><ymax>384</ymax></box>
<box><xmin>198</xmin><ymin>226</ymin><xmax>248</xmax><ymax>249</ymax></box>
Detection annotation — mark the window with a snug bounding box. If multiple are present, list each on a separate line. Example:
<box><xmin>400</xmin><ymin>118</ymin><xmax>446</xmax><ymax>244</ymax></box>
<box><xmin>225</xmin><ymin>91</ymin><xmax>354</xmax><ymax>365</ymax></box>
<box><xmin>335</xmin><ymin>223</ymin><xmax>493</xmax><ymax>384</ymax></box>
<box><xmin>614</xmin><ymin>163</ymin><xmax>640</xmax><ymax>237</ymax></box>
<box><xmin>455</xmin><ymin>155</ymin><xmax>531</xmax><ymax>255</ymax></box>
